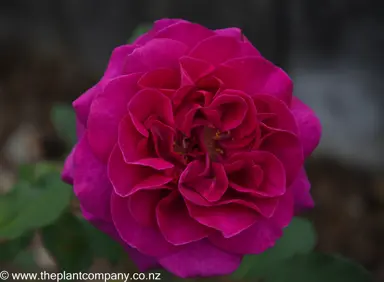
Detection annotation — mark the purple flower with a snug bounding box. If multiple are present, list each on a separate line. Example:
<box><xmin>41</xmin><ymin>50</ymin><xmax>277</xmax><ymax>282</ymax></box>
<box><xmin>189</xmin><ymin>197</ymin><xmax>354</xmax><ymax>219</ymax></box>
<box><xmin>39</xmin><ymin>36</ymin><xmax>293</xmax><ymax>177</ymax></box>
<box><xmin>62</xmin><ymin>19</ymin><xmax>321</xmax><ymax>278</ymax></box>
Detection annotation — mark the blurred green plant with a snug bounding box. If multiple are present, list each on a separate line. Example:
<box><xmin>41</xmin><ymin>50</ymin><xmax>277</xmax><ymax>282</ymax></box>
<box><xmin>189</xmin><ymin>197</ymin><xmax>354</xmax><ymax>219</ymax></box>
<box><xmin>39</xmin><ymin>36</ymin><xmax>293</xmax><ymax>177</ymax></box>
<box><xmin>128</xmin><ymin>23</ymin><xmax>152</xmax><ymax>43</ymax></box>
<box><xmin>0</xmin><ymin>24</ymin><xmax>374</xmax><ymax>282</ymax></box>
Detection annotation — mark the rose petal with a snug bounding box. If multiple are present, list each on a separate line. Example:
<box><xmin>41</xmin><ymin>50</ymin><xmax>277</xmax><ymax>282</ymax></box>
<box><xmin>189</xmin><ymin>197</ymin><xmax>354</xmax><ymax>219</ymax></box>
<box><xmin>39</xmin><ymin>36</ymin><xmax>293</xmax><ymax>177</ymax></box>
<box><xmin>189</xmin><ymin>35</ymin><xmax>259</xmax><ymax>65</ymax></box>
<box><xmin>254</xmin><ymin>94</ymin><xmax>299</xmax><ymax>134</ymax></box>
<box><xmin>186</xmin><ymin>200</ymin><xmax>258</xmax><ymax>238</ymax></box>
<box><xmin>87</xmin><ymin>73</ymin><xmax>142</xmax><ymax>163</ymax></box>
<box><xmin>290</xmin><ymin>97</ymin><xmax>322</xmax><ymax>157</ymax></box>
<box><xmin>104</xmin><ymin>45</ymin><xmax>137</xmax><ymax>79</ymax></box>
<box><xmin>215</xmin><ymin>56</ymin><xmax>293</xmax><ymax>105</ymax></box>
<box><xmin>271</xmin><ymin>190</ymin><xmax>294</xmax><ymax>227</ymax></box>
<box><xmin>108</xmin><ymin>146</ymin><xmax>173</xmax><ymax>197</ymax></box>
<box><xmin>118</xmin><ymin>114</ymin><xmax>152</xmax><ymax>162</ymax></box>
<box><xmin>111</xmin><ymin>192</ymin><xmax>178</xmax><ymax>257</ymax></box>
<box><xmin>138</xmin><ymin>68</ymin><xmax>180</xmax><ymax>92</ymax></box>
<box><xmin>179</xmin><ymin>56</ymin><xmax>215</xmax><ymax>86</ymax></box>
<box><xmin>73</xmin><ymin>134</ymin><xmax>112</xmax><ymax>222</ymax></box>
<box><xmin>62</xmin><ymin>147</ymin><xmax>75</xmax><ymax>185</ymax></box>
<box><xmin>260</xmin><ymin>131</ymin><xmax>303</xmax><ymax>186</ymax></box>
<box><xmin>128</xmin><ymin>89</ymin><xmax>174</xmax><ymax>137</ymax></box>
<box><xmin>226</xmin><ymin>151</ymin><xmax>286</xmax><ymax>198</ymax></box>
<box><xmin>135</xmin><ymin>19</ymin><xmax>187</xmax><ymax>45</ymax></box>
<box><xmin>180</xmin><ymin>160</ymin><xmax>228</xmax><ymax>202</ymax></box>
<box><xmin>73</xmin><ymin>84</ymin><xmax>100</xmax><ymax>126</ymax></box>
<box><xmin>129</xmin><ymin>188</ymin><xmax>170</xmax><ymax>227</ymax></box>
<box><xmin>158</xmin><ymin>239</ymin><xmax>241</xmax><ymax>278</ymax></box>
<box><xmin>124</xmin><ymin>39</ymin><xmax>188</xmax><ymax>74</ymax></box>
<box><xmin>157</xmin><ymin>191</ymin><xmax>211</xmax><ymax>245</ymax></box>
<box><xmin>154</xmin><ymin>21</ymin><xmax>215</xmax><ymax>48</ymax></box>
<box><xmin>209</xmin><ymin>217</ymin><xmax>282</xmax><ymax>254</ymax></box>
<box><xmin>81</xmin><ymin>206</ymin><xmax>160</xmax><ymax>271</ymax></box>
<box><xmin>209</xmin><ymin>93</ymin><xmax>248</xmax><ymax>131</ymax></box>
<box><xmin>219</xmin><ymin>89</ymin><xmax>258</xmax><ymax>138</ymax></box>
<box><xmin>290</xmin><ymin>168</ymin><xmax>314</xmax><ymax>214</ymax></box>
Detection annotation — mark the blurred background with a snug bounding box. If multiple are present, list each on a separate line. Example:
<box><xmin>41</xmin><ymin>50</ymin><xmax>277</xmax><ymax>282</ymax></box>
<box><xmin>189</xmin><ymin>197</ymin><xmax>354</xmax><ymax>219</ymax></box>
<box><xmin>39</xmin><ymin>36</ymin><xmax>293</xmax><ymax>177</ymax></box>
<box><xmin>0</xmin><ymin>0</ymin><xmax>383</xmax><ymax>281</ymax></box>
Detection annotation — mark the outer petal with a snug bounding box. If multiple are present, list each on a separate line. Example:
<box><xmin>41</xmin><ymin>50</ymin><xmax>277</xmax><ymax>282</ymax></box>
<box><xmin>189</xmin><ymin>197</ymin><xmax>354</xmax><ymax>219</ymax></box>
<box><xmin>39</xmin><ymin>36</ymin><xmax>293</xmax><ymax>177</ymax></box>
<box><xmin>111</xmin><ymin>192</ymin><xmax>179</xmax><ymax>257</ymax></box>
<box><xmin>81</xmin><ymin>207</ymin><xmax>159</xmax><ymax>271</ymax></box>
<box><xmin>73</xmin><ymin>84</ymin><xmax>100</xmax><ymax>126</ymax></box>
<box><xmin>73</xmin><ymin>134</ymin><xmax>112</xmax><ymax>222</ymax></box>
<box><xmin>290</xmin><ymin>97</ymin><xmax>322</xmax><ymax>157</ymax></box>
<box><xmin>87</xmin><ymin>73</ymin><xmax>142</xmax><ymax>162</ymax></box>
<box><xmin>215</xmin><ymin>56</ymin><xmax>293</xmax><ymax>105</ymax></box>
<box><xmin>290</xmin><ymin>168</ymin><xmax>314</xmax><ymax>214</ymax></box>
<box><xmin>73</xmin><ymin>45</ymin><xmax>136</xmax><ymax>126</ymax></box>
<box><xmin>260</xmin><ymin>131</ymin><xmax>304</xmax><ymax>186</ymax></box>
<box><xmin>189</xmin><ymin>35</ymin><xmax>259</xmax><ymax>66</ymax></box>
<box><xmin>62</xmin><ymin>147</ymin><xmax>75</xmax><ymax>185</ymax></box>
<box><xmin>158</xmin><ymin>239</ymin><xmax>242</xmax><ymax>278</ymax></box>
<box><xmin>154</xmin><ymin>21</ymin><xmax>215</xmax><ymax>48</ymax></box>
<box><xmin>103</xmin><ymin>45</ymin><xmax>137</xmax><ymax>79</ymax></box>
<box><xmin>134</xmin><ymin>19</ymin><xmax>187</xmax><ymax>45</ymax></box>
<box><xmin>124</xmin><ymin>39</ymin><xmax>188</xmax><ymax>74</ymax></box>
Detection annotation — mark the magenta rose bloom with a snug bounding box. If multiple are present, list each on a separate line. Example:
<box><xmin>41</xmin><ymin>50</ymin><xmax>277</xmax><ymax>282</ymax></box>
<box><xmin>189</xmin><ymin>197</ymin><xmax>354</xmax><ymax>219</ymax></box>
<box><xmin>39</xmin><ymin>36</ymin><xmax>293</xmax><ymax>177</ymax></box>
<box><xmin>62</xmin><ymin>19</ymin><xmax>321</xmax><ymax>278</ymax></box>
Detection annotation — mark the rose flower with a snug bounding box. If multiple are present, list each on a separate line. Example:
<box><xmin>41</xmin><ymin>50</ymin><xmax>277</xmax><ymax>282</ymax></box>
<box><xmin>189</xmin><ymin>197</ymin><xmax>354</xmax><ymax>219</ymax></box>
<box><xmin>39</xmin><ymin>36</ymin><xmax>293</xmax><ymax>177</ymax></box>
<box><xmin>62</xmin><ymin>19</ymin><xmax>321</xmax><ymax>278</ymax></box>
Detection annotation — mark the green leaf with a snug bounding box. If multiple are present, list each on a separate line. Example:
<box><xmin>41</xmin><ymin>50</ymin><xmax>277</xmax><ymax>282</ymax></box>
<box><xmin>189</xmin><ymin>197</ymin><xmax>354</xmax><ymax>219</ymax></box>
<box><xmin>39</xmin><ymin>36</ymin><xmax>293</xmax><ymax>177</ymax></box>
<box><xmin>41</xmin><ymin>213</ymin><xmax>93</xmax><ymax>272</ymax></box>
<box><xmin>233</xmin><ymin>217</ymin><xmax>316</xmax><ymax>280</ymax></box>
<box><xmin>0</xmin><ymin>170</ymin><xmax>72</xmax><ymax>239</ymax></box>
<box><xmin>51</xmin><ymin>104</ymin><xmax>77</xmax><ymax>148</ymax></box>
<box><xmin>81</xmin><ymin>219</ymin><xmax>124</xmax><ymax>265</ymax></box>
<box><xmin>264</xmin><ymin>253</ymin><xmax>373</xmax><ymax>282</ymax></box>
<box><xmin>0</xmin><ymin>232</ymin><xmax>34</xmax><ymax>262</ymax></box>
<box><xmin>12</xmin><ymin>249</ymin><xmax>39</xmax><ymax>271</ymax></box>
<box><xmin>18</xmin><ymin>164</ymin><xmax>36</xmax><ymax>182</ymax></box>
<box><xmin>128</xmin><ymin>23</ymin><xmax>152</xmax><ymax>43</ymax></box>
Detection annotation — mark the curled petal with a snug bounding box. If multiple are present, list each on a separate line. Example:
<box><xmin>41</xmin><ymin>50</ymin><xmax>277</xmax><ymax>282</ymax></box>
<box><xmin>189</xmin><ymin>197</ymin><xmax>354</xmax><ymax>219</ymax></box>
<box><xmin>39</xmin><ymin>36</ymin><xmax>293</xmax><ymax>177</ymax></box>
<box><xmin>254</xmin><ymin>94</ymin><xmax>299</xmax><ymax>134</ymax></box>
<box><xmin>108</xmin><ymin>146</ymin><xmax>173</xmax><ymax>197</ymax></box>
<box><xmin>118</xmin><ymin>114</ymin><xmax>152</xmax><ymax>163</ymax></box>
<box><xmin>180</xmin><ymin>160</ymin><xmax>229</xmax><ymax>202</ymax></box>
<box><xmin>111</xmin><ymin>192</ymin><xmax>179</xmax><ymax>257</ymax></box>
<box><xmin>226</xmin><ymin>151</ymin><xmax>286</xmax><ymax>198</ymax></box>
<box><xmin>219</xmin><ymin>89</ymin><xmax>258</xmax><ymax>138</ymax></box>
<box><xmin>290</xmin><ymin>97</ymin><xmax>322</xmax><ymax>157</ymax></box>
<box><xmin>179</xmin><ymin>56</ymin><xmax>215</xmax><ymax>86</ymax></box>
<box><xmin>186</xmin><ymin>200</ymin><xmax>258</xmax><ymax>238</ymax></box>
<box><xmin>157</xmin><ymin>191</ymin><xmax>211</xmax><ymax>245</ymax></box>
<box><xmin>128</xmin><ymin>89</ymin><xmax>174</xmax><ymax>137</ymax></box>
<box><xmin>158</xmin><ymin>239</ymin><xmax>242</xmax><ymax>278</ymax></box>
<box><xmin>209</xmin><ymin>93</ymin><xmax>248</xmax><ymax>131</ymax></box>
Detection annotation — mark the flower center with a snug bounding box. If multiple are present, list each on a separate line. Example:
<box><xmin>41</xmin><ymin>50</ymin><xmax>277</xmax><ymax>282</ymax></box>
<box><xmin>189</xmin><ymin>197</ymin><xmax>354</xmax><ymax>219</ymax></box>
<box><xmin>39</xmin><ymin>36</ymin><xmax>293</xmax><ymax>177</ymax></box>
<box><xmin>173</xmin><ymin>127</ymin><xmax>231</xmax><ymax>163</ymax></box>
